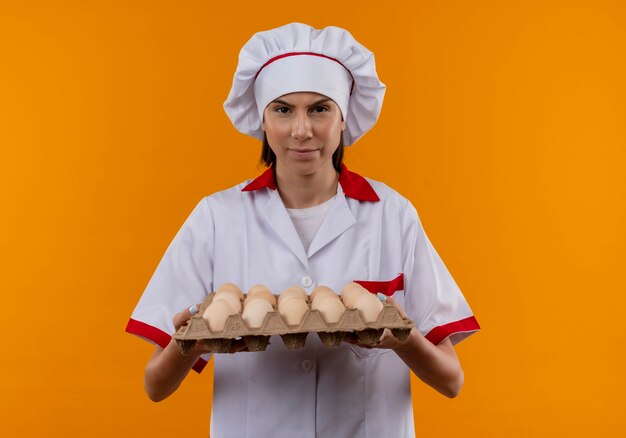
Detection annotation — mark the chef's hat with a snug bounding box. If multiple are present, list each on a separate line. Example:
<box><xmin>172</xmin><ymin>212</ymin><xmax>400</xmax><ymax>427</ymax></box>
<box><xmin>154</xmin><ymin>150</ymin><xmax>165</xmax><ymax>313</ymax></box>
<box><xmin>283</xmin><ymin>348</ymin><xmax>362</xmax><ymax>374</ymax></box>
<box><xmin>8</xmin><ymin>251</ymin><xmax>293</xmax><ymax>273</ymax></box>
<box><xmin>223</xmin><ymin>22</ymin><xmax>386</xmax><ymax>146</ymax></box>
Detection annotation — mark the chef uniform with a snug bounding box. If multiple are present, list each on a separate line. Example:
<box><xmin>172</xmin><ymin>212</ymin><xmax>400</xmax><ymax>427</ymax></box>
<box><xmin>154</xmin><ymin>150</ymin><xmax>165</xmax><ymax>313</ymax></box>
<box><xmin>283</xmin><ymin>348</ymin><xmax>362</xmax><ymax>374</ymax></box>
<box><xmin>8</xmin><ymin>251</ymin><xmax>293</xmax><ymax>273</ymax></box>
<box><xmin>126</xmin><ymin>23</ymin><xmax>480</xmax><ymax>438</ymax></box>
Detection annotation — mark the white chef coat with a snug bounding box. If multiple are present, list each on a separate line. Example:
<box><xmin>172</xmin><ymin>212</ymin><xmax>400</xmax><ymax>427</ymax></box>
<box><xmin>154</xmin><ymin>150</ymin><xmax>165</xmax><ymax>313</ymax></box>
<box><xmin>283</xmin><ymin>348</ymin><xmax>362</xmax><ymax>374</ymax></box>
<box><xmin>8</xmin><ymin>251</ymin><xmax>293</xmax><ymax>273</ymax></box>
<box><xmin>126</xmin><ymin>164</ymin><xmax>480</xmax><ymax>438</ymax></box>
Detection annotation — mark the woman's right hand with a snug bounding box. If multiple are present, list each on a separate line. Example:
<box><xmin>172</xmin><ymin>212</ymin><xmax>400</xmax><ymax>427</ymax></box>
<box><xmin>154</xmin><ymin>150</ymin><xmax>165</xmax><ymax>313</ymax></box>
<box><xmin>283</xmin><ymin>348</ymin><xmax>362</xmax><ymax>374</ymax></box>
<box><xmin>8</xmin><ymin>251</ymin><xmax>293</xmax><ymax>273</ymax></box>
<box><xmin>145</xmin><ymin>304</ymin><xmax>247</xmax><ymax>402</ymax></box>
<box><xmin>173</xmin><ymin>305</ymin><xmax>248</xmax><ymax>356</ymax></box>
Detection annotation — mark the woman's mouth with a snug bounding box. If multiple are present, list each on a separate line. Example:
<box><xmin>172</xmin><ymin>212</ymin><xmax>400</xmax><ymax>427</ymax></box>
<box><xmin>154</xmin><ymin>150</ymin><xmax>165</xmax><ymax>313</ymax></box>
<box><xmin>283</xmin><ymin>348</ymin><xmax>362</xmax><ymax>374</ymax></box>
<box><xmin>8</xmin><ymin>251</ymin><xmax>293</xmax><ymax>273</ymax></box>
<box><xmin>289</xmin><ymin>148</ymin><xmax>319</xmax><ymax>158</ymax></box>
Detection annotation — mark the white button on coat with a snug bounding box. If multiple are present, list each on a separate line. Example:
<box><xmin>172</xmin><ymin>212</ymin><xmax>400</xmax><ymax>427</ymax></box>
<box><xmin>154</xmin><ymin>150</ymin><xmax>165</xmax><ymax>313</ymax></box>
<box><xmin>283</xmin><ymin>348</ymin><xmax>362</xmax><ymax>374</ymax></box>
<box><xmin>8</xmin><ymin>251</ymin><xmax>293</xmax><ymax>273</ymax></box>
<box><xmin>300</xmin><ymin>276</ymin><xmax>313</xmax><ymax>288</ymax></box>
<box><xmin>127</xmin><ymin>165</ymin><xmax>480</xmax><ymax>438</ymax></box>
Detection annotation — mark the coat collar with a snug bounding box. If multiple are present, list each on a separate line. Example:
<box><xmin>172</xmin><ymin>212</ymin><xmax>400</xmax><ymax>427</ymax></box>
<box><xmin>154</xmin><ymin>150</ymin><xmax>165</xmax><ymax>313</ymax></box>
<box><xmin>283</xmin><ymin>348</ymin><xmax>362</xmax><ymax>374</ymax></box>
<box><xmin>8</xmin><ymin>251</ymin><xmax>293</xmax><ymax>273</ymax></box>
<box><xmin>242</xmin><ymin>163</ymin><xmax>380</xmax><ymax>202</ymax></box>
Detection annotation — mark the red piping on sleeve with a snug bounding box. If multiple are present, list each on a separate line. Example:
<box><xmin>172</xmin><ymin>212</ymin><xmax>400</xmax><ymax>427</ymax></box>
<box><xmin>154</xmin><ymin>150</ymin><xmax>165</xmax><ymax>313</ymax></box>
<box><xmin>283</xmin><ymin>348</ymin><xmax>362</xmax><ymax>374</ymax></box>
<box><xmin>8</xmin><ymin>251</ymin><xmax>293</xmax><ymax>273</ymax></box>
<box><xmin>424</xmin><ymin>316</ymin><xmax>481</xmax><ymax>345</ymax></box>
<box><xmin>125</xmin><ymin>319</ymin><xmax>208</xmax><ymax>373</ymax></box>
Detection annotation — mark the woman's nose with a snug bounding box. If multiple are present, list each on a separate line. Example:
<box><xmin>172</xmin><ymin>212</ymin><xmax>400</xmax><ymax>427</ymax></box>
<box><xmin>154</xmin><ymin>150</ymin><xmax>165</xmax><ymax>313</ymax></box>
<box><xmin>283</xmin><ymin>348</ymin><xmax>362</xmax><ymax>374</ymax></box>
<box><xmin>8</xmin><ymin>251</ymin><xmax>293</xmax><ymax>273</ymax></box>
<box><xmin>291</xmin><ymin>112</ymin><xmax>313</xmax><ymax>141</ymax></box>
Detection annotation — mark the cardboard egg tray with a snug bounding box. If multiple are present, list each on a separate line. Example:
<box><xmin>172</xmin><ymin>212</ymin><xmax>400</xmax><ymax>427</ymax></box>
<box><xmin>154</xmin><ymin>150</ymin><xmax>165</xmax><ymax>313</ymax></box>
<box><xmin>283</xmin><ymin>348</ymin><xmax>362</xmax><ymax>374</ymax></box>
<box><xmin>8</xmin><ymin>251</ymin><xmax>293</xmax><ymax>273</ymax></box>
<box><xmin>173</xmin><ymin>293</ymin><xmax>415</xmax><ymax>354</ymax></box>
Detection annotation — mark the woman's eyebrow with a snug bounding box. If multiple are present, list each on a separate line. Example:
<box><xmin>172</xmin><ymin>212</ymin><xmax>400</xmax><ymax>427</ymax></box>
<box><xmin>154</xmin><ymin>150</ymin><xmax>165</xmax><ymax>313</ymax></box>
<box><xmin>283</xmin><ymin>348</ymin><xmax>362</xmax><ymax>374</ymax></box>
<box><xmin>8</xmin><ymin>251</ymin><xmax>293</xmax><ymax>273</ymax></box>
<box><xmin>309</xmin><ymin>98</ymin><xmax>332</xmax><ymax>107</ymax></box>
<box><xmin>270</xmin><ymin>99</ymin><xmax>292</xmax><ymax>106</ymax></box>
<box><xmin>270</xmin><ymin>98</ymin><xmax>332</xmax><ymax>107</ymax></box>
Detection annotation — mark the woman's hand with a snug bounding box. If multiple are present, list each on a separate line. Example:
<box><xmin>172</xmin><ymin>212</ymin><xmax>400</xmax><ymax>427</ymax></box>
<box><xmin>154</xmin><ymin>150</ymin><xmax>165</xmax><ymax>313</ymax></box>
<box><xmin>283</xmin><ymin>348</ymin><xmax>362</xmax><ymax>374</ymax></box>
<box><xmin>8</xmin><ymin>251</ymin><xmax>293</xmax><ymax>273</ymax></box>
<box><xmin>343</xmin><ymin>295</ymin><xmax>464</xmax><ymax>398</ymax></box>
<box><xmin>342</xmin><ymin>295</ymin><xmax>410</xmax><ymax>351</ymax></box>
<box><xmin>144</xmin><ymin>304</ymin><xmax>247</xmax><ymax>402</ymax></box>
<box><xmin>173</xmin><ymin>305</ymin><xmax>248</xmax><ymax>357</ymax></box>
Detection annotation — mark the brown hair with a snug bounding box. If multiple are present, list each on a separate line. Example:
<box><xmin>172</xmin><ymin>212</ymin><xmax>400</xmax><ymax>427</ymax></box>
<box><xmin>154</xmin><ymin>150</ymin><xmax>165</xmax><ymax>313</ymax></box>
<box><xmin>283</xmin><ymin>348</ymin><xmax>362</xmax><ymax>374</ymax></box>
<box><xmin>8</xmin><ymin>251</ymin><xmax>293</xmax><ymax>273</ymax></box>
<box><xmin>259</xmin><ymin>132</ymin><xmax>345</xmax><ymax>172</ymax></box>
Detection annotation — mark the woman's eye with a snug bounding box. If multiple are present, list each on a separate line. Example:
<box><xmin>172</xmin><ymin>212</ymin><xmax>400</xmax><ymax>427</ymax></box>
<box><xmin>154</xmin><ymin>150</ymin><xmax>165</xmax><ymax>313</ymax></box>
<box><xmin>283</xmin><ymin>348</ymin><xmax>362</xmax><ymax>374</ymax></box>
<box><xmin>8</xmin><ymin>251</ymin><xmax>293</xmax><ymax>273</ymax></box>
<box><xmin>274</xmin><ymin>107</ymin><xmax>290</xmax><ymax>114</ymax></box>
<box><xmin>312</xmin><ymin>106</ymin><xmax>329</xmax><ymax>113</ymax></box>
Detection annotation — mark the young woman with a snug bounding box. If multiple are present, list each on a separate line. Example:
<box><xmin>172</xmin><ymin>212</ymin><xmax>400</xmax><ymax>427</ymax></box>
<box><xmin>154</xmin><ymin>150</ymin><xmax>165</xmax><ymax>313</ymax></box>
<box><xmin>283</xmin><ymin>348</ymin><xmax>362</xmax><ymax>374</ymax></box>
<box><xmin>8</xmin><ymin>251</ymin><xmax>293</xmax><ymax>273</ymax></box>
<box><xmin>127</xmin><ymin>23</ymin><xmax>480</xmax><ymax>438</ymax></box>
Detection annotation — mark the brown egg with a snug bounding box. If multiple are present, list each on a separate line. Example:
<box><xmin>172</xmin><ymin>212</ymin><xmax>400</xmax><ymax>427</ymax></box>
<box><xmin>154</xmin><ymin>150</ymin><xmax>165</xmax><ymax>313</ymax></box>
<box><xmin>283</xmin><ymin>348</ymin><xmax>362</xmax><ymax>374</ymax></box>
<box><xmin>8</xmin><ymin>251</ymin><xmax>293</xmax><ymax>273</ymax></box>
<box><xmin>311</xmin><ymin>287</ymin><xmax>339</xmax><ymax>304</ymax></box>
<box><xmin>248</xmin><ymin>284</ymin><xmax>271</xmax><ymax>296</ymax></box>
<box><xmin>213</xmin><ymin>291</ymin><xmax>242</xmax><ymax>313</ymax></box>
<box><xmin>241</xmin><ymin>298</ymin><xmax>274</xmax><ymax>329</ymax></box>
<box><xmin>216</xmin><ymin>283</ymin><xmax>244</xmax><ymax>299</ymax></box>
<box><xmin>278</xmin><ymin>295</ymin><xmax>308</xmax><ymax>311</ymax></box>
<box><xmin>310</xmin><ymin>285</ymin><xmax>336</xmax><ymax>301</ymax></box>
<box><xmin>311</xmin><ymin>294</ymin><xmax>340</xmax><ymax>309</ymax></box>
<box><xmin>202</xmin><ymin>300</ymin><xmax>237</xmax><ymax>332</ymax></box>
<box><xmin>312</xmin><ymin>296</ymin><xmax>346</xmax><ymax>324</ymax></box>
<box><xmin>278</xmin><ymin>286</ymin><xmax>308</xmax><ymax>305</ymax></box>
<box><xmin>341</xmin><ymin>282</ymin><xmax>369</xmax><ymax>308</ymax></box>
<box><xmin>278</xmin><ymin>297</ymin><xmax>309</xmax><ymax>326</ymax></box>
<box><xmin>353</xmin><ymin>293</ymin><xmax>383</xmax><ymax>323</ymax></box>
<box><xmin>244</xmin><ymin>289</ymin><xmax>277</xmax><ymax>306</ymax></box>
<box><xmin>312</xmin><ymin>294</ymin><xmax>340</xmax><ymax>308</ymax></box>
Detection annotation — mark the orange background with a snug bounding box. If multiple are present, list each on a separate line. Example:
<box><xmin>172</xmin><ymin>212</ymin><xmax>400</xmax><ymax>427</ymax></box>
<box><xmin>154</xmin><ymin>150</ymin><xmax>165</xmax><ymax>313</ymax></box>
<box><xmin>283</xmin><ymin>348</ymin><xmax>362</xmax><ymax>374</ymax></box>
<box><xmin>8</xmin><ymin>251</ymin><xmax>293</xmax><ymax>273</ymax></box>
<box><xmin>1</xmin><ymin>1</ymin><xmax>625</xmax><ymax>436</ymax></box>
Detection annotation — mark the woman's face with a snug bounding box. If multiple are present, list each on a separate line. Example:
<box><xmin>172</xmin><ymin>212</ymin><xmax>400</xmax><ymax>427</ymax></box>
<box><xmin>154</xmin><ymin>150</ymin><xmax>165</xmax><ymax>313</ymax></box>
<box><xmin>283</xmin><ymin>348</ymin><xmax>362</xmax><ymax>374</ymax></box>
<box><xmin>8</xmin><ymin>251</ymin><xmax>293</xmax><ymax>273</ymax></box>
<box><xmin>262</xmin><ymin>92</ymin><xmax>346</xmax><ymax>176</ymax></box>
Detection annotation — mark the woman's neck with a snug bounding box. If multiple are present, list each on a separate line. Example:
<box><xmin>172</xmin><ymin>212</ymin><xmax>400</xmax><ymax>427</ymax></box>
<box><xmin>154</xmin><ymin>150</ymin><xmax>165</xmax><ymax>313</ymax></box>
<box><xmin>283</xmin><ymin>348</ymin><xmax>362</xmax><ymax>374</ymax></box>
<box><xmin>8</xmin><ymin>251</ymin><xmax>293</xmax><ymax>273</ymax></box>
<box><xmin>274</xmin><ymin>163</ymin><xmax>339</xmax><ymax>209</ymax></box>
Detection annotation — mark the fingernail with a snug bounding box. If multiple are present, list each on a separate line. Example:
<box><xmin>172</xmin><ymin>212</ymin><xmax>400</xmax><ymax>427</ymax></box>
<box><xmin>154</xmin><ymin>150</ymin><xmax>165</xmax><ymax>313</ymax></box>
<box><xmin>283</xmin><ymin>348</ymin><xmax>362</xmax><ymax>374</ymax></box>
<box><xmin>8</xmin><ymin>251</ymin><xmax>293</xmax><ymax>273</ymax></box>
<box><xmin>189</xmin><ymin>304</ymin><xmax>198</xmax><ymax>315</ymax></box>
<box><xmin>377</xmin><ymin>293</ymin><xmax>387</xmax><ymax>302</ymax></box>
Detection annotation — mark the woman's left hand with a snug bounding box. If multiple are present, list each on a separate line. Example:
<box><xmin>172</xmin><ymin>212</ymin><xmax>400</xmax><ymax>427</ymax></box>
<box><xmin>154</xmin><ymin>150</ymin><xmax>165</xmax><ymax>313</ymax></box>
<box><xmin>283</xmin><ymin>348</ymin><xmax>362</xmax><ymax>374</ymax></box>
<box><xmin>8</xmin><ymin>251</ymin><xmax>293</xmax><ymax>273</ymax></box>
<box><xmin>343</xmin><ymin>295</ymin><xmax>410</xmax><ymax>351</ymax></box>
<box><xmin>343</xmin><ymin>295</ymin><xmax>464</xmax><ymax>398</ymax></box>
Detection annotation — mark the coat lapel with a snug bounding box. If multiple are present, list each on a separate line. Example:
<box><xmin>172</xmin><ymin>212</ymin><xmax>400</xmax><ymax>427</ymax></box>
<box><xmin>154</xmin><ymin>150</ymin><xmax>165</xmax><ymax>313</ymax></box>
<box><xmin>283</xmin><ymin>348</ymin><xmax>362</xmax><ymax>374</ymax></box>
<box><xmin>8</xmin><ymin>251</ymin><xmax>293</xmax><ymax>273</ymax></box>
<box><xmin>307</xmin><ymin>184</ymin><xmax>356</xmax><ymax>259</ymax></box>
<box><xmin>247</xmin><ymin>164</ymin><xmax>377</xmax><ymax>266</ymax></box>
<box><xmin>261</xmin><ymin>189</ymin><xmax>310</xmax><ymax>269</ymax></box>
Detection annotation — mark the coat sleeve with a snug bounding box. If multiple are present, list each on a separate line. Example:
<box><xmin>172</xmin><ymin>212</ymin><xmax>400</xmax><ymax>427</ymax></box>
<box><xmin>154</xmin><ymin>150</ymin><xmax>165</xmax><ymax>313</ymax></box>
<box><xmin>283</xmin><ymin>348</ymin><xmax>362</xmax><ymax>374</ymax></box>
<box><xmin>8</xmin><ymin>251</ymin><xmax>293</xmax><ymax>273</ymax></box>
<box><xmin>400</xmin><ymin>200</ymin><xmax>480</xmax><ymax>345</ymax></box>
<box><xmin>125</xmin><ymin>197</ymin><xmax>215</xmax><ymax>372</ymax></box>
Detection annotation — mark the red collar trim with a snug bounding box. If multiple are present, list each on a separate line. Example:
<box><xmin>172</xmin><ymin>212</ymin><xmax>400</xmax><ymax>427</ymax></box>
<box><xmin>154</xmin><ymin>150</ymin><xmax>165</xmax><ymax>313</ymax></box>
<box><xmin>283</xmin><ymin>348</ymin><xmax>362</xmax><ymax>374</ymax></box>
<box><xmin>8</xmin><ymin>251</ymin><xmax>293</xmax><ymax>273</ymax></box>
<box><xmin>241</xmin><ymin>163</ymin><xmax>380</xmax><ymax>202</ymax></box>
<box><xmin>241</xmin><ymin>166</ymin><xmax>278</xmax><ymax>191</ymax></box>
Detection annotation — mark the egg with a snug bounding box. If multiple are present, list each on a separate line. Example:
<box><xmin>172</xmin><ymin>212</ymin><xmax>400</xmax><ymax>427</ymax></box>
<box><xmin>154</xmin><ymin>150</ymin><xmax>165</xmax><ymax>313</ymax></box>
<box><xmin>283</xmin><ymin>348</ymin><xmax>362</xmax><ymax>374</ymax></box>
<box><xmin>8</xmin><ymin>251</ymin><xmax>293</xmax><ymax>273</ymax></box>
<box><xmin>216</xmin><ymin>283</ymin><xmax>244</xmax><ymax>299</ymax></box>
<box><xmin>278</xmin><ymin>295</ymin><xmax>307</xmax><ymax>310</ymax></box>
<box><xmin>241</xmin><ymin>298</ymin><xmax>274</xmax><ymax>329</ymax></box>
<box><xmin>278</xmin><ymin>286</ymin><xmax>308</xmax><ymax>305</ymax></box>
<box><xmin>311</xmin><ymin>286</ymin><xmax>339</xmax><ymax>305</ymax></box>
<box><xmin>202</xmin><ymin>299</ymin><xmax>237</xmax><ymax>332</ymax></box>
<box><xmin>341</xmin><ymin>282</ymin><xmax>369</xmax><ymax>308</ymax></box>
<box><xmin>278</xmin><ymin>297</ymin><xmax>309</xmax><ymax>326</ymax></box>
<box><xmin>353</xmin><ymin>293</ymin><xmax>384</xmax><ymax>323</ymax></box>
<box><xmin>248</xmin><ymin>284</ymin><xmax>271</xmax><ymax>296</ymax></box>
<box><xmin>213</xmin><ymin>291</ymin><xmax>242</xmax><ymax>313</ymax></box>
<box><xmin>310</xmin><ymin>286</ymin><xmax>336</xmax><ymax>301</ymax></box>
<box><xmin>244</xmin><ymin>289</ymin><xmax>277</xmax><ymax>306</ymax></box>
<box><xmin>312</xmin><ymin>296</ymin><xmax>346</xmax><ymax>324</ymax></box>
<box><xmin>311</xmin><ymin>294</ymin><xmax>340</xmax><ymax>309</ymax></box>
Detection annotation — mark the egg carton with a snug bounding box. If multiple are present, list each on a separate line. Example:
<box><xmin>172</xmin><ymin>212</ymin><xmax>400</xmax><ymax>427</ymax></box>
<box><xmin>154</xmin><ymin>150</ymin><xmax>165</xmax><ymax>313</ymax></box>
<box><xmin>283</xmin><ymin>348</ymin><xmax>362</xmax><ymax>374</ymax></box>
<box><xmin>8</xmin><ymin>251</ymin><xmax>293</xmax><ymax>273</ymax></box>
<box><xmin>173</xmin><ymin>293</ymin><xmax>415</xmax><ymax>354</ymax></box>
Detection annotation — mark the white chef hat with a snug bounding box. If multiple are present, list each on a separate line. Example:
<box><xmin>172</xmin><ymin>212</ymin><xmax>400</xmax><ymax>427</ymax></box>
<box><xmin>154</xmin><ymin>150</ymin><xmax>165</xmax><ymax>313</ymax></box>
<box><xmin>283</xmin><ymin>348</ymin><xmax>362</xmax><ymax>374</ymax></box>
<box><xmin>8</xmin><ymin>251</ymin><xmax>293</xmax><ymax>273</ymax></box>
<box><xmin>223</xmin><ymin>22</ymin><xmax>386</xmax><ymax>146</ymax></box>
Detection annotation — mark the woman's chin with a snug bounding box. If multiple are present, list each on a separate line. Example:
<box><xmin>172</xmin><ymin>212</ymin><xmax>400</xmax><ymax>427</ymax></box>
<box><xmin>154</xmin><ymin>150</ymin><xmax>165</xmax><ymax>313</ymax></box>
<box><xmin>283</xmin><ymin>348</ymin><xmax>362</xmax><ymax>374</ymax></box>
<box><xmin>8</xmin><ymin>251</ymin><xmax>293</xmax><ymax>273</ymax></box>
<box><xmin>280</xmin><ymin>160</ymin><xmax>333</xmax><ymax>178</ymax></box>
